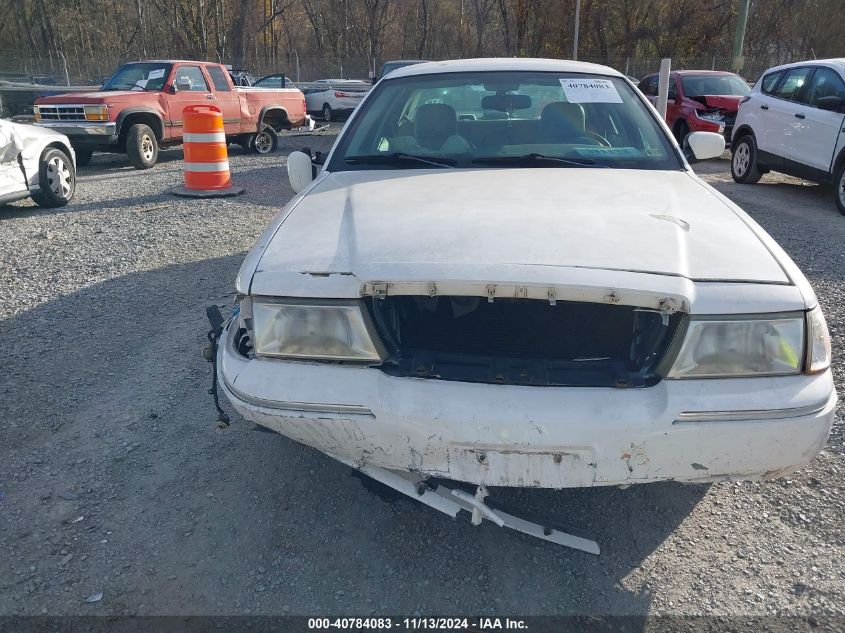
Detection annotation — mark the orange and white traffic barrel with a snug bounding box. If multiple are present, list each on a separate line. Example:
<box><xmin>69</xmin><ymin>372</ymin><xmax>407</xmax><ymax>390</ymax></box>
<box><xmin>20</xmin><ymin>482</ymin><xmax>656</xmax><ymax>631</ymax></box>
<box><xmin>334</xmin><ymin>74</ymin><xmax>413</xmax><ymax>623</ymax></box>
<box><xmin>172</xmin><ymin>104</ymin><xmax>244</xmax><ymax>198</ymax></box>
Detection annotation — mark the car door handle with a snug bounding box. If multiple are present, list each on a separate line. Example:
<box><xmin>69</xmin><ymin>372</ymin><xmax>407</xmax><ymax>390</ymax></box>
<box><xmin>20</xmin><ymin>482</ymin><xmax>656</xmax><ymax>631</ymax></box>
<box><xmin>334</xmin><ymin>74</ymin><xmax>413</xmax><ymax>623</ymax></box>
<box><xmin>795</xmin><ymin>113</ymin><xmax>805</xmax><ymax>119</ymax></box>
<box><xmin>760</xmin><ymin>105</ymin><xmax>769</xmax><ymax>110</ymax></box>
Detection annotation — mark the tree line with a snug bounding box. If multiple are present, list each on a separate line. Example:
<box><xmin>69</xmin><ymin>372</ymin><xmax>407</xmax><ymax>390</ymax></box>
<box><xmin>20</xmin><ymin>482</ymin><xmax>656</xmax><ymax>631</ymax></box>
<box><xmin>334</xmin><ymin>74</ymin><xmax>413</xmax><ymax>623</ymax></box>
<box><xmin>0</xmin><ymin>0</ymin><xmax>841</xmax><ymax>81</ymax></box>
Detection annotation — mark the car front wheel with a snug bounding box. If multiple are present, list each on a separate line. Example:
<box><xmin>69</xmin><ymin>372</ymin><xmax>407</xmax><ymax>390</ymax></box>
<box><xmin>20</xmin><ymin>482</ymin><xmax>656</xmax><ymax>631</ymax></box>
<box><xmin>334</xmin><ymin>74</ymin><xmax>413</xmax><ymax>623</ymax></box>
<box><xmin>31</xmin><ymin>147</ymin><xmax>75</xmax><ymax>208</ymax></box>
<box><xmin>731</xmin><ymin>135</ymin><xmax>763</xmax><ymax>184</ymax></box>
<box><xmin>126</xmin><ymin>124</ymin><xmax>158</xmax><ymax>169</ymax></box>
<box><xmin>322</xmin><ymin>103</ymin><xmax>333</xmax><ymax>122</ymax></box>
<box><xmin>835</xmin><ymin>161</ymin><xmax>845</xmax><ymax>215</ymax></box>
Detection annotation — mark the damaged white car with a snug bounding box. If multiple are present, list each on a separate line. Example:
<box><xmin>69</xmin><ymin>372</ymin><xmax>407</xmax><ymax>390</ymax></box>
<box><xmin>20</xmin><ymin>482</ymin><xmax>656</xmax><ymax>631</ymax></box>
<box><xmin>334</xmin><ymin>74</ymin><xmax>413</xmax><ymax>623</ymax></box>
<box><xmin>0</xmin><ymin>119</ymin><xmax>76</xmax><ymax>208</ymax></box>
<box><xmin>214</xmin><ymin>59</ymin><xmax>835</xmax><ymax>553</ymax></box>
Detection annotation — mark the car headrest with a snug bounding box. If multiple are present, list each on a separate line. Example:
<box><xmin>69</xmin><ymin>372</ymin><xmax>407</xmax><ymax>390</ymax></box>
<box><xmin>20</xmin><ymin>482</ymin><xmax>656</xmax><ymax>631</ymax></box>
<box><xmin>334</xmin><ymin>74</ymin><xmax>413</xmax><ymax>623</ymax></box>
<box><xmin>540</xmin><ymin>102</ymin><xmax>586</xmax><ymax>139</ymax></box>
<box><xmin>415</xmin><ymin>103</ymin><xmax>458</xmax><ymax>148</ymax></box>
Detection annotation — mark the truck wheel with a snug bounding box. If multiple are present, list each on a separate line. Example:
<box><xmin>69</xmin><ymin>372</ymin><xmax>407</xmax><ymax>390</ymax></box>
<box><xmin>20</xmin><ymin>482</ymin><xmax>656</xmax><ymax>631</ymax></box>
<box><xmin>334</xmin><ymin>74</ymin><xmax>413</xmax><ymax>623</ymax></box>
<box><xmin>126</xmin><ymin>124</ymin><xmax>158</xmax><ymax>169</ymax></box>
<box><xmin>835</xmin><ymin>161</ymin><xmax>845</xmax><ymax>216</ymax></box>
<box><xmin>322</xmin><ymin>103</ymin><xmax>333</xmax><ymax>122</ymax></box>
<box><xmin>731</xmin><ymin>135</ymin><xmax>763</xmax><ymax>184</ymax></box>
<box><xmin>75</xmin><ymin>149</ymin><xmax>93</xmax><ymax>167</ymax></box>
<box><xmin>31</xmin><ymin>147</ymin><xmax>75</xmax><ymax>208</ymax></box>
<box><xmin>253</xmin><ymin>125</ymin><xmax>278</xmax><ymax>155</ymax></box>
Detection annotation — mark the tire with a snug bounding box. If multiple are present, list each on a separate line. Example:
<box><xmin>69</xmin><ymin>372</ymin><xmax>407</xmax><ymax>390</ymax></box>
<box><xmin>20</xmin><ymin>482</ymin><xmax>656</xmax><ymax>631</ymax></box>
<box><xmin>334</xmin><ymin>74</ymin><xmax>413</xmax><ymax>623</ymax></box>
<box><xmin>75</xmin><ymin>149</ymin><xmax>93</xmax><ymax>167</ymax></box>
<box><xmin>322</xmin><ymin>103</ymin><xmax>333</xmax><ymax>122</ymax></box>
<box><xmin>731</xmin><ymin>135</ymin><xmax>763</xmax><ymax>184</ymax></box>
<box><xmin>125</xmin><ymin>123</ymin><xmax>158</xmax><ymax>169</ymax></box>
<box><xmin>835</xmin><ymin>161</ymin><xmax>845</xmax><ymax>216</ymax></box>
<box><xmin>31</xmin><ymin>147</ymin><xmax>75</xmax><ymax>208</ymax></box>
<box><xmin>674</xmin><ymin>120</ymin><xmax>690</xmax><ymax>146</ymax></box>
<box><xmin>252</xmin><ymin>125</ymin><xmax>278</xmax><ymax>155</ymax></box>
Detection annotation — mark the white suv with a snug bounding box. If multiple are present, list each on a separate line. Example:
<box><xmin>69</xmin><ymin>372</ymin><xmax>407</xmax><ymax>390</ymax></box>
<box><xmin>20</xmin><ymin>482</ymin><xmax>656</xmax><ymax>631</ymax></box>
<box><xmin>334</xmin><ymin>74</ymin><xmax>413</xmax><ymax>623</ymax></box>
<box><xmin>731</xmin><ymin>59</ymin><xmax>845</xmax><ymax>214</ymax></box>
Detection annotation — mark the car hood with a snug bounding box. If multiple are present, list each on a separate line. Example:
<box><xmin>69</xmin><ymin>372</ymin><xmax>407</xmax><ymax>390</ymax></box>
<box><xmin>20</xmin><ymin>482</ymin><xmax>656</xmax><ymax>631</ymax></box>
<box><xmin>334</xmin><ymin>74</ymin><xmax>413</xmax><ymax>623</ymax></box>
<box><xmin>251</xmin><ymin>168</ymin><xmax>790</xmax><ymax>295</ymax></box>
<box><xmin>36</xmin><ymin>91</ymin><xmax>153</xmax><ymax>103</ymax></box>
<box><xmin>690</xmin><ymin>94</ymin><xmax>745</xmax><ymax>111</ymax></box>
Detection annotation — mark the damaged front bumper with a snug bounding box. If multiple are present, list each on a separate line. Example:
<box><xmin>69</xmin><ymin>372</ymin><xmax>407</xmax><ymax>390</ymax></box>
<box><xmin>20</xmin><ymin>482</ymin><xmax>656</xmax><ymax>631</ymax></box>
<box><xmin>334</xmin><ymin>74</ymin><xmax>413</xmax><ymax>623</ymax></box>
<box><xmin>218</xmin><ymin>320</ymin><xmax>836</xmax><ymax>488</ymax></box>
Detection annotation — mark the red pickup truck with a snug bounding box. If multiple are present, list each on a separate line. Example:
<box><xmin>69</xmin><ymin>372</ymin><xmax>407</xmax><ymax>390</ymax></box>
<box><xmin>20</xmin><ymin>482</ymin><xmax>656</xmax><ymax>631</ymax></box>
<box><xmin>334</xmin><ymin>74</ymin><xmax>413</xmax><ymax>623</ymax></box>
<box><xmin>33</xmin><ymin>60</ymin><xmax>313</xmax><ymax>169</ymax></box>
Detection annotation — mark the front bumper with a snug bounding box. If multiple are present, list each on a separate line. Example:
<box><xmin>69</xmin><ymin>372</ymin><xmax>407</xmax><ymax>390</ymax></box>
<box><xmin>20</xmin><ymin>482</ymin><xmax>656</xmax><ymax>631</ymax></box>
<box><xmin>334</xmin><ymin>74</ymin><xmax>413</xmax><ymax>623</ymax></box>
<box><xmin>35</xmin><ymin>121</ymin><xmax>118</xmax><ymax>146</ymax></box>
<box><xmin>219</xmin><ymin>321</ymin><xmax>836</xmax><ymax>489</ymax></box>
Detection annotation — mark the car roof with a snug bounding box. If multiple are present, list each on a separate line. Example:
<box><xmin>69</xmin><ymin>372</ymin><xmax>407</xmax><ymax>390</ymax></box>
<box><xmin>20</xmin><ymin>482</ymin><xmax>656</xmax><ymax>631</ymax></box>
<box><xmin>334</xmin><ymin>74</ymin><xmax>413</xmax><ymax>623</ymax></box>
<box><xmin>642</xmin><ymin>70</ymin><xmax>739</xmax><ymax>78</ymax></box>
<box><xmin>762</xmin><ymin>58</ymin><xmax>845</xmax><ymax>74</ymax></box>
<box><xmin>384</xmin><ymin>57</ymin><xmax>623</xmax><ymax>80</ymax></box>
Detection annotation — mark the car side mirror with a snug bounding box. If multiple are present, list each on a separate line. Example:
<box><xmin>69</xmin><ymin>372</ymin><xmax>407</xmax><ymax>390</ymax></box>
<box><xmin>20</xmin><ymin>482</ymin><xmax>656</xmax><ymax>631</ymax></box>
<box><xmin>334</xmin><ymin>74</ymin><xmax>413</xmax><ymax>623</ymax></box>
<box><xmin>288</xmin><ymin>151</ymin><xmax>314</xmax><ymax>193</ymax></box>
<box><xmin>683</xmin><ymin>131</ymin><xmax>725</xmax><ymax>162</ymax></box>
<box><xmin>816</xmin><ymin>95</ymin><xmax>844</xmax><ymax>112</ymax></box>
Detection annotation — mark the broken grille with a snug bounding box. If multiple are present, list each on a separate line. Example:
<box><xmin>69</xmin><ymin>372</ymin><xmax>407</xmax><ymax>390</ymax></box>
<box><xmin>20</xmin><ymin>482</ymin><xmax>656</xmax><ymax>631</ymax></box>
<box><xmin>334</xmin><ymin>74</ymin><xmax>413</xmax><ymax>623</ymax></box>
<box><xmin>368</xmin><ymin>296</ymin><xmax>685</xmax><ymax>388</ymax></box>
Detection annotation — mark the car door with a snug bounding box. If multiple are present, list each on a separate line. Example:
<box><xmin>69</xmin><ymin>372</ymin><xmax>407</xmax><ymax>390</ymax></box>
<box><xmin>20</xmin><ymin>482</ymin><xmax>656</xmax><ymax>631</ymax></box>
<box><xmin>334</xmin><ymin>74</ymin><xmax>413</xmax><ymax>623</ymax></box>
<box><xmin>764</xmin><ymin>66</ymin><xmax>814</xmax><ymax>165</ymax></box>
<box><xmin>205</xmin><ymin>65</ymin><xmax>243</xmax><ymax>135</ymax></box>
<box><xmin>166</xmin><ymin>64</ymin><xmax>215</xmax><ymax>138</ymax></box>
<box><xmin>794</xmin><ymin>66</ymin><xmax>845</xmax><ymax>174</ymax></box>
<box><xmin>0</xmin><ymin>123</ymin><xmax>27</xmax><ymax>199</ymax></box>
<box><xmin>748</xmin><ymin>70</ymin><xmax>785</xmax><ymax>155</ymax></box>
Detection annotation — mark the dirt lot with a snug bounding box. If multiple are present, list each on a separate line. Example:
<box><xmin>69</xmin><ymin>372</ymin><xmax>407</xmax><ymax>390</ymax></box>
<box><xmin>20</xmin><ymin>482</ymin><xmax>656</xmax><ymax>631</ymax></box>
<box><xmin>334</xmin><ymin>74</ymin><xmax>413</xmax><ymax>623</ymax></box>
<box><xmin>0</xmin><ymin>136</ymin><xmax>843</xmax><ymax>618</ymax></box>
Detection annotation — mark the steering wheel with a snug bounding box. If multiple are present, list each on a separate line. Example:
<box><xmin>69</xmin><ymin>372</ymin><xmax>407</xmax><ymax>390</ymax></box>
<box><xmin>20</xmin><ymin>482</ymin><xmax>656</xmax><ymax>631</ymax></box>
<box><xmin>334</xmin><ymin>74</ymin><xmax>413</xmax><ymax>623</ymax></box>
<box><xmin>574</xmin><ymin>132</ymin><xmax>612</xmax><ymax>147</ymax></box>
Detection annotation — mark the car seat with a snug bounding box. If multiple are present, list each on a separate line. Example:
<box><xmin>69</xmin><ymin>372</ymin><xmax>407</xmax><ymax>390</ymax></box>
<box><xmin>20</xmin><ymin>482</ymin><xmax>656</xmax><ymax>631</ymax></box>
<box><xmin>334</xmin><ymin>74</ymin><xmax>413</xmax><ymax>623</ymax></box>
<box><xmin>539</xmin><ymin>102</ymin><xmax>586</xmax><ymax>142</ymax></box>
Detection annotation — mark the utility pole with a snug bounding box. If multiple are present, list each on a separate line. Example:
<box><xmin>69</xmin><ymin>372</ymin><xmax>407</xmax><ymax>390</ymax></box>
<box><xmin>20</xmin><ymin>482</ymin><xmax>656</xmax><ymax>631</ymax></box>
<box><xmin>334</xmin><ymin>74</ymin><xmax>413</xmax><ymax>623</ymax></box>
<box><xmin>732</xmin><ymin>0</ymin><xmax>750</xmax><ymax>72</ymax></box>
<box><xmin>572</xmin><ymin>0</ymin><xmax>581</xmax><ymax>60</ymax></box>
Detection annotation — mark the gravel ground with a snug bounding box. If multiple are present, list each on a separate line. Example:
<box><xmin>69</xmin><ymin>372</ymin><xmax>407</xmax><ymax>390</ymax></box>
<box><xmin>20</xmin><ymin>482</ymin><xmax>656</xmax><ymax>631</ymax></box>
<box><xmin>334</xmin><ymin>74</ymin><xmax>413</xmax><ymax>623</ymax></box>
<box><xmin>0</xmin><ymin>135</ymin><xmax>843</xmax><ymax>618</ymax></box>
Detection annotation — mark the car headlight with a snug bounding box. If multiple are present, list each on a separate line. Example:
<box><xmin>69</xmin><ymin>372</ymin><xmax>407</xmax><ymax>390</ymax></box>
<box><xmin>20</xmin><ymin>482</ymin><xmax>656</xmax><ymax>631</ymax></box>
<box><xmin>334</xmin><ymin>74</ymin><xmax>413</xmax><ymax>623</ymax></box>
<box><xmin>84</xmin><ymin>105</ymin><xmax>109</xmax><ymax>121</ymax></box>
<box><xmin>806</xmin><ymin>305</ymin><xmax>831</xmax><ymax>373</ymax></box>
<box><xmin>667</xmin><ymin>313</ymin><xmax>805</xmax><ymax>379</ymax></box>
<box><xmin>696</xmin><ymin>110</ymin><xmax>725</xmax><ymax>123</ymax></box>
<box><xmin>32</xmin><ymin>105</ymin><xmax>41</xmax><ymax>122</ymax></box>
<box><xmin>252</xmin><ymin>300</ymin><xmax>384</xmax><ymax>362</ymax></box>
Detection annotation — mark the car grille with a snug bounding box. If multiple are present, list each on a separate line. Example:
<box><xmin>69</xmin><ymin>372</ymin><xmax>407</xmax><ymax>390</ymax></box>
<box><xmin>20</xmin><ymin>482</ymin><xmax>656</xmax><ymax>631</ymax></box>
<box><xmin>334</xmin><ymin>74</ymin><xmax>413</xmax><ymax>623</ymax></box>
<box><xmin>368</xmin><ymin>296</ymin><xmax>685</xmax><ymax>387</ymax></box>
<box><xmin>37</xmin><ymin>105</ymin><xmax>86</xmax><ymax>121</ymax></box>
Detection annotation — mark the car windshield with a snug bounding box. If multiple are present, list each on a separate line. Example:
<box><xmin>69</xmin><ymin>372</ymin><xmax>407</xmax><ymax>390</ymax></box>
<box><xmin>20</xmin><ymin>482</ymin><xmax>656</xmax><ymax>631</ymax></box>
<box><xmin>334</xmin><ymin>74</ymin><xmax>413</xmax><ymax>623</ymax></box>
<box><xmin>102</xmin><ymin>63</ymin><xmax>172</xmax><ymax>91</ymax></box>
<box><xmin>681</xmin><ymin>74</ymin><xmax>750</xmax><ymax>97</ymax></box>
<box><xmin>329</xmin><ymin>70</ymin><xmax>680</xmax><ymax>171</ymax></box>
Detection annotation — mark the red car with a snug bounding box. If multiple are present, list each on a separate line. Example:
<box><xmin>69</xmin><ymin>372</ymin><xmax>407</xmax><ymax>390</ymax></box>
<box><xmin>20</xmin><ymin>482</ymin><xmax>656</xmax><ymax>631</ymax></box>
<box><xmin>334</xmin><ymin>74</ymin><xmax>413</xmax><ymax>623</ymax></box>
<box><xmin>638</xmin><ymin>70</ymin><xmax>750</xmax><ymax>144</ymax></box>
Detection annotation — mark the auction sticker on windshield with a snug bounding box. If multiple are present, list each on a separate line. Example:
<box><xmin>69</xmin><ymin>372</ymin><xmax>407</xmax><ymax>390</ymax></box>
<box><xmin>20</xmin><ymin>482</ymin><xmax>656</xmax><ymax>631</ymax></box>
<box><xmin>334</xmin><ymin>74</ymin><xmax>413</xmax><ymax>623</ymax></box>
<box><xmin>560</xmin><ymin>78</ymin><xmax>623</xmax><ymax>103</ymax></box>
<box><xmin>148</xmin><ymin>68</ymin><xmax>165</xmax><ymax>80</ymax></box>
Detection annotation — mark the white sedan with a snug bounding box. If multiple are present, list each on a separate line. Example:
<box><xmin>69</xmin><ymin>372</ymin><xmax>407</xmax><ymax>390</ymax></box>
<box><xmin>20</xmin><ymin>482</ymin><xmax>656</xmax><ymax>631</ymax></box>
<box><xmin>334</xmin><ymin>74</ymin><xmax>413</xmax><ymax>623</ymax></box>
<box><xmin>0</xmin><ymin>118</ymin><xmax>76</xmax><ymax>207</ymax></box>
<box><xmin>304</xmin><ymin>79</ymin><xmax>371</xmax><ymax>122</ymax></box>
<box><xmin>216</xmin><ymin>59</ymin><xmax>835</xmax><ymax>550</ymax></box>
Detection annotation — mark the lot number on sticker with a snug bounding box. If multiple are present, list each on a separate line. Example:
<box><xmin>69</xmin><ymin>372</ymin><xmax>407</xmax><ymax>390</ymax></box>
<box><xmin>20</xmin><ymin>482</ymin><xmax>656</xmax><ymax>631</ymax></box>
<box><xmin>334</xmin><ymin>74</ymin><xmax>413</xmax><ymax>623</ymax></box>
<box><xmin>560</xmin><ymin>78</ymin><xmax>623</xmax><ymax>103</ymax></box>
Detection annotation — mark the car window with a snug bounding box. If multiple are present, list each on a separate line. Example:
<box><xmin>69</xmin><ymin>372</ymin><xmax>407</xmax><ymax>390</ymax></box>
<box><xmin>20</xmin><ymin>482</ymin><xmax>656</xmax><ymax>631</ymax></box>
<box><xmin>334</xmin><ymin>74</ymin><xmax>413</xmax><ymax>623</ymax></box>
<box><xmin>772</xmin><ymin>67</ymin><xmax>813</xmax><ymax>102</ymax></box>
<box><xmin>174</xmin><ymin>65</ymin><xmax>210</xmax><ymax>92</ymax></box>
<box><xmin>639</xmin><ymin>76</ymin><xmax>657</xmax><ymax>96</ymax></box>
<box><xmin>681</xmin><ymin>74</ymin><xmax>750</xmax><ymax>97</ymax></box>
<box><xmin>329</xmin><ymin>70</ymin><xmax>680</xmax><ymax>172</ymax></box>
<box><xmin>668</xmin><ymin>77</ymin><xmax>678</xmax><ymax>100</ymax></box>
<box><xmin>805</xmin><ymin>67</ymin><xmax>845</xmax><ymax>106</ymax></box>
<box><xmin>760</xmin><ymin>71</ymin><xmax>783</xmax><ymax>95</ymax></box>
<box><xmin>207</xmin><ymin>66</ymin><xmax>232</xmax><ymax>92</ymax></box>
<box><xmin>256</xmin><ymin>75</ymin><xmax>283</xmax><ymax>88</ymax></box>
<box><xmin>101</xmin><ymin>62</ymin><xmax>172</xmax><ymax>92</ymax></box>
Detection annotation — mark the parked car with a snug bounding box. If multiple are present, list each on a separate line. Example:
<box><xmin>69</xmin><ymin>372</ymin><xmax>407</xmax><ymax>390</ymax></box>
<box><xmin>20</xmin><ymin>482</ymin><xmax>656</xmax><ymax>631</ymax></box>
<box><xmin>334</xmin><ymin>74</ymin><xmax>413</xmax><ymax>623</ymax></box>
<box><xmin>33</xmin><ymin>60</ymin><xmax>313</xmax><ymax>168</ymax></box>
<box><xmin>304</xmin><ymin>79</ymin><xmax>370</xmax><ymax>122</ymax></box>
<box><xmin>0</xmin><ymin>118</ymin><xmax>75</xmax><ymax>207</ymax></box>
<box><xmin>731</xmin><ymin>59</ymin><xmax>845</xmax><ymax>214</ymax></box>
<box><xmin>639</xmin><ymin>70</ymin><xmax>750</xmax><ymax>144</ymax></box>
<box><xmin>228</xmin><ymin>69</ymin><xmax>256</xmax><ymax>87</ymax></box>
<box><xmin>217</xmin><ymin>60</ymin><xmax>835</xmax><ymax>538</ymax></box>
<box><xmin>378</xmin><ymin>60</ymin><xmax>426</xmax><ymax>81</ymax></box>
<box><xmin>253</xmin><ymin>73</ymin><xmax>286</xmax><ymax>89</ymax></box>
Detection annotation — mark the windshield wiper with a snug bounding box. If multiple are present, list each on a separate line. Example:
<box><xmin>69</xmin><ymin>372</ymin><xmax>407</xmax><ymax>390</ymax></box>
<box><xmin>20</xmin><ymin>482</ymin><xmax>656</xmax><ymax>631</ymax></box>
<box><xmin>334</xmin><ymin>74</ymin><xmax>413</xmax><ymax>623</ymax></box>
<box><xmin>471</xmin><ymin>153</ymin><xmax>609</xmax><ymax>168</ymax></box>
<box><xmin>345</xmin><ymin>153</ymin><xmax>457</xmax><ymax>168</ymax></box>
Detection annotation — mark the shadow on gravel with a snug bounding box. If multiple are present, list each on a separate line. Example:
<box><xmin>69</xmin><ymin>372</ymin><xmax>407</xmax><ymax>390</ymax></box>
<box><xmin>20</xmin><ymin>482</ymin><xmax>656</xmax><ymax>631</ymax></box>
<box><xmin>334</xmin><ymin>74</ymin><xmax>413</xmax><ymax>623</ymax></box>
<box><xmin>0</xmin><ymin>253</ymin><xmax>707</xmax><ymax>617</ymax></box>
